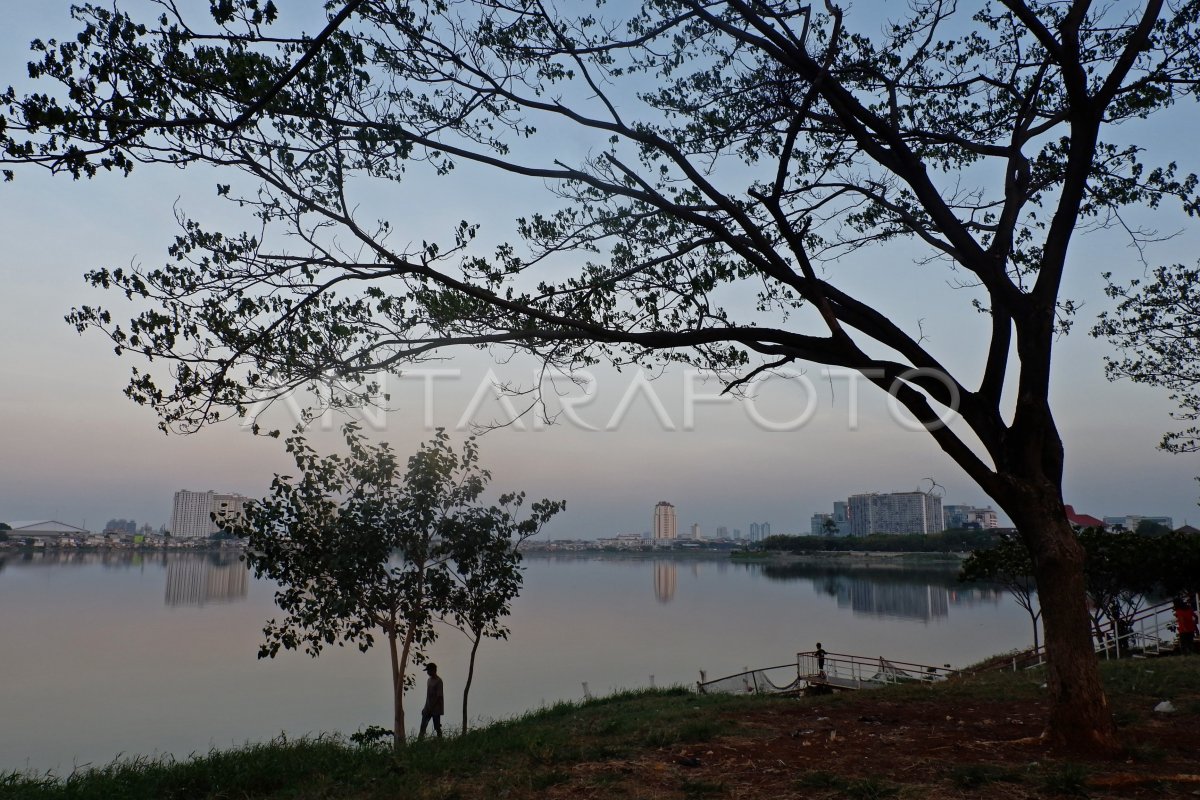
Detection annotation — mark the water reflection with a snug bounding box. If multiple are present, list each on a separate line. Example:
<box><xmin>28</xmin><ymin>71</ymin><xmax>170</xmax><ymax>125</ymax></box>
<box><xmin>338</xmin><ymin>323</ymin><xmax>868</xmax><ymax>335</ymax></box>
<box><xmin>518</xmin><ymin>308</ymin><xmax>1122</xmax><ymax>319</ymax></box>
<box><xmin>0</xmin><ymin>549</ymin><xmax>250</xmax><ymax>607</ymax></box>
<box><xmin>744</xmin><ymin>560</ymin><xmax>1005</xmax><ymax>621</ymax></box>
<box><xmin>653</xmin><ymin>561</ymin><xmax>676</xmax><ymax>603</ymax></box>
<box><xmin>0</xmin><ymin>551</ymin><xmax>1034</xmax><ymax>775</ymax></box>
<box><xmin>165</xmin><ymin>554</ymin><xmax>249</xmax><ymax>607</ymax></box>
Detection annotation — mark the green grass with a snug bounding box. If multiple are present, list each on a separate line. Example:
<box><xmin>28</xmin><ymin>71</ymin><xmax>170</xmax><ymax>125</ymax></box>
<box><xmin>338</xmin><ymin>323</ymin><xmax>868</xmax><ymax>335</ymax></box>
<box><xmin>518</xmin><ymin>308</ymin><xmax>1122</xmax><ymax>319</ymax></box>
<box><xmin>0</xmin><ymin>735</ymin><xmax>393</xmax><ymax>800</ymax></box>
<box><xmin>0</xmin><ymin>688</ymin><xmax>770</xmax><ymax>800</ymax></box>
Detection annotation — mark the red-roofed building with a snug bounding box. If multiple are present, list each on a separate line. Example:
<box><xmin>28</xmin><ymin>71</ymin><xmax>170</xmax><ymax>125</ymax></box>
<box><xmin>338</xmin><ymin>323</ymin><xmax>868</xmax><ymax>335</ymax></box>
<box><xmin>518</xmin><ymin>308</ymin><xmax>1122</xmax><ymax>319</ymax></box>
<box><xmin>1064</xmin><ymin>505</ymin><xmax>1105</xmax><ymax>529</ymax></box>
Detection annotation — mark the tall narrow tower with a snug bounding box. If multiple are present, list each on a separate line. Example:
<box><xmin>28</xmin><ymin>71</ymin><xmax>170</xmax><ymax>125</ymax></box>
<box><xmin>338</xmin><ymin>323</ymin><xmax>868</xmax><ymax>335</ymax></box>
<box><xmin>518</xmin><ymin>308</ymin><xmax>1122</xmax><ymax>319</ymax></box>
<box><xmin>653</xmin><ymin>501</ymin><xmax>677</xmax><ymax>540</ymax></box>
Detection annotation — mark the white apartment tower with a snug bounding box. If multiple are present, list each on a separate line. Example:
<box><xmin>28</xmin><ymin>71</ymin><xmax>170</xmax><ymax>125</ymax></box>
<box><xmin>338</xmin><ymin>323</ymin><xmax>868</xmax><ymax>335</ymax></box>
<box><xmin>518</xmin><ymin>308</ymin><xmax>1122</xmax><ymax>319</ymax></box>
<box><xmin>170</xmin><ymin>490</ymin><xmax>249</xmax><ymax>539</ymax></box>
<box><xmin>848</xmin><ymin>491</ymin><xmax>943</xmax><ymax>536</ymax></box>
<box><xmin>653</xmin><ymin>501</ymin><xmax>678</xmax><ymax>540</ymax></box>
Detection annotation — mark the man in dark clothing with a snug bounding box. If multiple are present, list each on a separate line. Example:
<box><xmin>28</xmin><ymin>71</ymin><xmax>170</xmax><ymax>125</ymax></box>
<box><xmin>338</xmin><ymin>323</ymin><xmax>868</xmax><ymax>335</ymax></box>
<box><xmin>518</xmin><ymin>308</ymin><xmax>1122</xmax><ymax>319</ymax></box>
<box><xmin>815</xmin><ymin>643</ymin><xmax>827</xmax><ymax>673</ymax></box>
<box><xmin>419</xmin><ymin>662</ymin><xmax>445</xmax><ymax>739</ymax></box>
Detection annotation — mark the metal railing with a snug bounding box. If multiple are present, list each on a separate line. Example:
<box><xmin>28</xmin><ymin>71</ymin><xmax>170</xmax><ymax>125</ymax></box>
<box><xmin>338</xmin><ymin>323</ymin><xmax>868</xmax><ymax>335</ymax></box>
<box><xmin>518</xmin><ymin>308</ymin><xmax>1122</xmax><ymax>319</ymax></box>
<box><xmin>697</xmin><ymin>651</ymin><xmax>957</xmax><ymax>694</ymax></box>
<box><xmin>1093</xmin><ymin>597</ymin><xmax>1178</xmax><ymax>659</ymax></box>
<box><xmin>695</xmin><ymin>661</ymin><xmax>806</xmax><ymax>695</ymax></box>
<box><xmin>1000</xmin><ymin>596</ymin><xmax>1181</xmax><ymax>671</ymax></box>
<box><xmin>797</xmin><ymin>650</ymin><xmax>958</xmax><ymax>689</ymax></box>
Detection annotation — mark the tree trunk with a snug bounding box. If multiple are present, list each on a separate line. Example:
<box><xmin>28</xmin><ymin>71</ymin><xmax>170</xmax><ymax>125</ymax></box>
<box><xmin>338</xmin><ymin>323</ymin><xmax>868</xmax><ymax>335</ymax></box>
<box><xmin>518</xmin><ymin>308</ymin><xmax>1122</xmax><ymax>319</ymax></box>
<box><xmin>392</xmin><ymin>625</ymin><xmax>416</xmax><ymax>751</ymax></box>
<box><xmin>462</xmin><ymin>631</ymin><xmax>481</xmax><ymax>734</ymax></box>
<box><xmin>388</xmin><ymin>629</ymin><xmax>403</xmax><ymax>750</ymax></box>
<box><xmin>1016</xmin><ymin>506</ymin><xmax>1119</xmax><ymax>754</ymax></box>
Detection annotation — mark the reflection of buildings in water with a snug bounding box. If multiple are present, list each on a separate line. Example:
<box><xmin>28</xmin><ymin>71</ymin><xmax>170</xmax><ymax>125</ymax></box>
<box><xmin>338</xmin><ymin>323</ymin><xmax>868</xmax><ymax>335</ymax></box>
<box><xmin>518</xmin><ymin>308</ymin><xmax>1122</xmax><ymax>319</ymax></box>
<box><xmin>749</xmin><ymin>560</ymin><xmax>1007</xmax><ymax>621</ymax></box>
<box><xmin>948</xmin><ymin>587</ymin><xmax>1006</xmax><ymax>606</ymax></box>
<box><xmin>165</xmin><ymin>556</ymin><xmax>249</xmax><ymax>607</ymax></box>
<box><xmin>653</xmin><ymin>561</ymin><xmax>677</xmax><ymax>604</ymax></box>
<box><xmin>832</xmin><ymin>575</ymin><xmax>949</xmax><ymax>621</ymax></box>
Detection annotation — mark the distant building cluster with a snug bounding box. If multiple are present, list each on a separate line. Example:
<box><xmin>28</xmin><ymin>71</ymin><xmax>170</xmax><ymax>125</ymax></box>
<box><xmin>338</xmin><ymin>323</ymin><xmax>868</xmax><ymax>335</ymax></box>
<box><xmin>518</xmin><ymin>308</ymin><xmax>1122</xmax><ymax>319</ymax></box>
<box><xmin>169</xmin><ymin>490</ymin><xmax>249</xmax><ymax>539</ymax></box>
<box><xmin>0</xmin><ymin>487</ymin><xmax>254</xmax><ymax>550</ymax></box>
<box><xmin>810</xmin><ymin>502</ymin><xmax>852</xmax><ymax>537</ymax></box>
<box><xmin>1102</xmin><ymin>514</ymin><xmax>1174</xmax><ymax>532</ymax></box>
<box><xmin>748</xmin><ymin>521</ymin><xmax>771</xmax><ymax>540</ymax></box>
<box><xmin>943</xmin><ymin>505</ymin><xmax>999</xmax><ymax>530</ymax></box>
<box><xmin>805</xmin><ymin>488</ymin><xmax>1184</xmax><ymax>538</ymax></box>
<box><xmin>589</xmin><ymin>502</ymin><xmax>773</xmax><ymax>548</ymax></box>
<box><xmin>809</xmin><ymin>491</ymin><xmax>998</xmax><ymax>537</ymax></box>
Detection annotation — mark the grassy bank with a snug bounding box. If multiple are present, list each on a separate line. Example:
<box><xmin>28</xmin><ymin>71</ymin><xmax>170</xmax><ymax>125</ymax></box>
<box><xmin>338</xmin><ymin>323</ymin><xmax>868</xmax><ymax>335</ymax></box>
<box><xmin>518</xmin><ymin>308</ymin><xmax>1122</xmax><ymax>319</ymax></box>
<box><xmin>5</xmin><ymin>658</ymin><xmax>1200</xmax><ymax>799</ymax></box>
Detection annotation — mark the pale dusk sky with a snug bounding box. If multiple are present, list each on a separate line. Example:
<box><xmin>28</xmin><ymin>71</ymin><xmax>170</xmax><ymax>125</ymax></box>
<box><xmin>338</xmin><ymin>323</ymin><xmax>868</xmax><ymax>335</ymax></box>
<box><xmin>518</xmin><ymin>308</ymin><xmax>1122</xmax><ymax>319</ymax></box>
<box><xmin>1</xmin><ymin>2</ymin><xmax>1198</xmax><ymax>536</ymax></box>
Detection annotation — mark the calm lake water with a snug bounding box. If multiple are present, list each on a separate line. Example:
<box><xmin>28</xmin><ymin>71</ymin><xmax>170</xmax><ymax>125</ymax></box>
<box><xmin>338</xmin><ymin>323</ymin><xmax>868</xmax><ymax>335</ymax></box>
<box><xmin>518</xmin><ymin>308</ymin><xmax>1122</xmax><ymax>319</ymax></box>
<box><xmin>0</xmin><ymin>549</ymin><xmax>1031</xmax><ymax>774</ymax></box>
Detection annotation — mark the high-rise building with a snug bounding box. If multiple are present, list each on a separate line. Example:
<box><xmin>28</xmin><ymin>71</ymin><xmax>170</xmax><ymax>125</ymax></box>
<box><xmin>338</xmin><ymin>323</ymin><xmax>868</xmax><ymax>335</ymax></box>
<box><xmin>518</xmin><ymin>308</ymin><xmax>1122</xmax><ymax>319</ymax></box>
<box><xmin>848</xmin><ymin>491</ymin><xmax>943</xmax><ymax>536</ymax></box>
<box><xmin>811</xmin><ymin>503</ymin><xmax>852</xmax><ymax>536</ymax></box>
<box><xmin>690</xmin><ymin>523</ymin><xmax>701</xmax><ymax>539</ymax></box>
<box><xmin>761</xmin><ymin>521</ymin><xmax>771</xmax><ymax>538</ymax></box>
<box><xmin>749</xmin><ymin>522</ymin><xmax>761</xmax><ymax>540</ymax></box>
<box><xmin>170</xmin><ymin>490</ymin><xmax>249</xmax><ymax>539</ymax></box>
<box><xmin>944</xmin><ymin>504</ymin><xmax>1000</xmax><ymax>530</ymax></box>
<box><xmin>653</xmin><ymin>501</ymin><xmax>677</xmax><ymax>540</ymax></box>
<box><xmin>715</xmin><ymin>525</ymin><xmax>729</xmax><ymax>539</ymax></box>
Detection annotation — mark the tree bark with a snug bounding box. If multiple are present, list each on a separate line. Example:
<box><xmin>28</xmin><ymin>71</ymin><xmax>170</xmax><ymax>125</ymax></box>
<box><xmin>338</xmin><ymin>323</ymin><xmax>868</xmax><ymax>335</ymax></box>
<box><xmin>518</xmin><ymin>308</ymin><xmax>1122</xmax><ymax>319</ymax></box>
<box><xmin>1013</xmin><ymin>504</ymin><xmax>1119</xmax><ymax>754</ymax></box>
<box><xmin>392</xmin><ymin>624</ymin><xmax>416</xmax><ymax>751</ymax></box>
<box><xmin>398</xmin><ymin>627</ymin><xmax>417</xmax><ymax>748</ymax></box>
<box><xmin>462</xmin><ymin>631</ymin><xmax>481</xmax><ymax>734</ymax></box>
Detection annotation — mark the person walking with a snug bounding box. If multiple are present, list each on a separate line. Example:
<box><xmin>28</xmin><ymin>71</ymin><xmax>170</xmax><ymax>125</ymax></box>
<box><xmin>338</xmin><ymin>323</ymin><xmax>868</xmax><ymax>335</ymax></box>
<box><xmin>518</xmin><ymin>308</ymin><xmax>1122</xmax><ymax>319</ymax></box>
<box><xmin>419</xmin><ymin>662</ymin><xmax>445</xmax><ymax>739</ymax></box>
<box><xmin>1174</xmin><ymin>599</ymin><xmax>1198</xmax><ymax>655</ymax></box>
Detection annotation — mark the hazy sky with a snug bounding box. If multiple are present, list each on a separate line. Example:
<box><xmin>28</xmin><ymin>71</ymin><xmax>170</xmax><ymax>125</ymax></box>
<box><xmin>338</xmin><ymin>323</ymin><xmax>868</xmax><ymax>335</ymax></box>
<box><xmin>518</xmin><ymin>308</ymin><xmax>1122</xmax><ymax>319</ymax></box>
<box><xmin>2</xmin><ymin>3</ymin><xmax>1198</xmax><ymax>536</ymax></box>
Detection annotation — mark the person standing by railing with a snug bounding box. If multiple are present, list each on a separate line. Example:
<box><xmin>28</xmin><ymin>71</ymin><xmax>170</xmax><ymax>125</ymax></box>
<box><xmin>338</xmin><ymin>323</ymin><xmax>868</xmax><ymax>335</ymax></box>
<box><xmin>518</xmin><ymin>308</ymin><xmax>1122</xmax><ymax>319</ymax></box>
<box><xmin>1173</xmin><ymin>599</ymin><xmax>1197</xmax><ymax>655</ymax></box>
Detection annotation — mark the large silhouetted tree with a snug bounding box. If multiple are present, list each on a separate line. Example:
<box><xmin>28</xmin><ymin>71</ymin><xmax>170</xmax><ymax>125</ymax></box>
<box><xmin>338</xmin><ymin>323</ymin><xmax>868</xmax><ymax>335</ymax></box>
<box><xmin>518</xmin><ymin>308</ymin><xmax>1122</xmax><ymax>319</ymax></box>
<box><xmin>5</xmin><ymin>0</ymin><xmax>1200</xmax><ymax>751</ymax></box>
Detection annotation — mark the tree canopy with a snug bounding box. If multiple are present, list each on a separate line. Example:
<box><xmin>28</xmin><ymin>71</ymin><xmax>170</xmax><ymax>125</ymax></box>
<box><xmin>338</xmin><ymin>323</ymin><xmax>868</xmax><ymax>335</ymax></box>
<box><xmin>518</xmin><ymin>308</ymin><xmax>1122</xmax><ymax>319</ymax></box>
<box><xmin>7</xmin><ymin>0</ymin><xmax>1200</xmax><ymax>753</ymax></box>
<box><xmin>236</xmin><ymin>424</ymin><xmax>562</xmax><ymax>746</ymax></box>
<box><xmin>960</xmin><ymin>536</ymin><xmax>1042</xmax><ymax>650</ymax></box>
<box><xmin>1094</xmin><ymin>263</ymin><xmax>1200</xmax><ymax>458</ymax></box>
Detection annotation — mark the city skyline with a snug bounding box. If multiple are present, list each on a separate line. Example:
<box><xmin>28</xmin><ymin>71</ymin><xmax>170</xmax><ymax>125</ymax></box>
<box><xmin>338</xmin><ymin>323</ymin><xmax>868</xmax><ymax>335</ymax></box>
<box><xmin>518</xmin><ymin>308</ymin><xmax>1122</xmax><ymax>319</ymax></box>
<box><xmin>3</xmin><ymin>486</ymin><xmax>1181</xmax><ymax>541</ymax></box>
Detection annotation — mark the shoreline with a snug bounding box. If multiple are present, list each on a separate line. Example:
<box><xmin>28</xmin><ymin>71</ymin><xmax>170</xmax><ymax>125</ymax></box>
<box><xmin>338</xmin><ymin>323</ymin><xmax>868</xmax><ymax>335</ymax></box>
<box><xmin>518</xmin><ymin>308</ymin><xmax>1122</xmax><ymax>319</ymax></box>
<box><xmin>521</xmin><ymin>547</ymin><xmax>967</xmax><ymax>565</ymax></box>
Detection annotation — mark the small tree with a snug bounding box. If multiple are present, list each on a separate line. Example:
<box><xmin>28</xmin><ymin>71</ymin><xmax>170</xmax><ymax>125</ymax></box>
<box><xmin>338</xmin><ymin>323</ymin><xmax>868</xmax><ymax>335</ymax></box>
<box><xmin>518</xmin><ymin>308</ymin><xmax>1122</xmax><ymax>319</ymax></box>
<box><xmin>960</xmin><ymin>538</ymin><xmax>1042</xmax><ymax>652</ymax></box>
<box><xmin>237</xmin><ymin>424</ymin><xmax>561</xmax><ymax>748</ymax></box>
<box><xmin>1153</xmin><ymin>531</ymin><xmax>1200</xmax><ymax>598</ymax></box>
<box><xmin>447</xmin><ymin>498</ymin><xmax>563</xmax><ymax>733</ymax></box>
<box><xmin>1078</xmin><ymin>528</ymin><xmax>1158</xmax><ymax>657</ymax></box>
<box><xmin>1134</xmin><ymin>519</ymin><xmax>1172</xmax><ymax>537</ymax></box>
